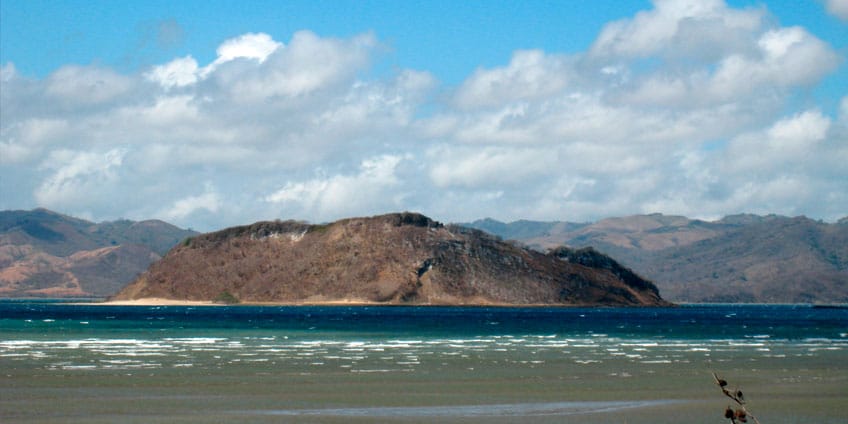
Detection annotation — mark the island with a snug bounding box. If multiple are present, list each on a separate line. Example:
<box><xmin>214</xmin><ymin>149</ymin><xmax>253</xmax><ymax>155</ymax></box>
<box><xmin>112</xmin><ymin>213</ymin><xmax>668</xmax><ymax>306</ymax></box>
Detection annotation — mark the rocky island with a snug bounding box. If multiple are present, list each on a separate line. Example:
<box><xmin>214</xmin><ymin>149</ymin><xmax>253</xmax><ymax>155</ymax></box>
<box><xmin>113</xmin><ymin>213</ymin><xmax>668</xmax><ymax>306</ymax></box>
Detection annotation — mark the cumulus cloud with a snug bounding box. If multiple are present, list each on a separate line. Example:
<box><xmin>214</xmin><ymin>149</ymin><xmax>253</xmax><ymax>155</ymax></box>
<box><xmin>825</xmin><ymin>0</ymin><xmax>848</xmax><ymax>20</ymax></box>
<box><xmin>0</xmin><ymin>118</ymin><xmax>69</xmax><ymax>164</ymax></box>
<box><xmin>213</xmin><ymin>32</ymin><xmax>281</xmax><ymax>64</ymax></box>
<box><xmin>724</xmin><ymin>110</ymin><xmax>831</xmax><ymax>173</ymax></box>
<box><xmin>264</xmin><ymin>155</ymin><xmax>408</xmax><ymax>222</ymax></box>
<box><xmin>1</xmin><ymin>0</ymin><xmax>845</xmax><ymax>228</ymax></box>
<box><xmin>45</xmin><ymin>65</ymin><xmax>136</xmax><ymax>106</ymax></box>
<box><xmin>158</xmin><ymin>183</ymin><xmax>223</xmax><ymax>222</ymax></box>
<box><xmin>590</xmin><ymin>0</ymin><xmax>763</xmax><ymax>59</ymax></box>
<box><xmin>146</xmin><ymin>32</ymin><xmax>282</xmax><ymax>89</ymax></box>
<box><xmin>212</xmin><ymin>31</ymin><xmax>375</xmax><ymax>102</ymax></box>
<box><xmin>145</xmin><ymin>56</ymin><xmax>199</xmax><ymax>88</ymax></box>
<box><xmin>33</xmin><ymin>148</ymin><xmax>127</xmax><ymax>213</ymax></box>
<box><xmin>640</xmin><ymin>109</ymin><xmax>845</xmax><ymax>220</ymax></box>
<box><xmin>0</xmin><ymin>62</ymin><xmax>16</xmax><ymax>82</ymax></box>
<box><xmin>454</xmin><ymin>50</ymin><xmax>572</xmax><ymax>109</ymax></box>
<box><xmin>428</xmin><ymin>146</ymin><xmax>559</xmax><ymax>188</ymax></box>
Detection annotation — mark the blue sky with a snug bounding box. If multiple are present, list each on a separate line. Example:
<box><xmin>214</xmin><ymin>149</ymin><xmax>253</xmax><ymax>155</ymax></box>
<box><xmin>2</xmin><ymin>0</ymin><xmax>847</xmax><ymax>230</ymax></box>
<box><xmin>2</xmin><ymin>1</ymin><xmax>651</xmax><ymax>81</ymax></box>
<box><xmin>3</xmin><ymin>1</ymin><xmax>845</xmax><ymax>87</ymax></box>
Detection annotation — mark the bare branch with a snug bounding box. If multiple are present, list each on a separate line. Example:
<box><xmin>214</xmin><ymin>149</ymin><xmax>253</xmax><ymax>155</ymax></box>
<box><xmin>713</xmin><ymin>372</ymin><xmax>761</xmax><ymax>424</ymax></box>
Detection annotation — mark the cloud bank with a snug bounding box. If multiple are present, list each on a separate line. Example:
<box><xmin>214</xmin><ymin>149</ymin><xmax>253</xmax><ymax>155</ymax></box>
<box><xmin>1</xmin><ymin>0</ymin><xmax>845</xmax><ymax>230</ymax></box>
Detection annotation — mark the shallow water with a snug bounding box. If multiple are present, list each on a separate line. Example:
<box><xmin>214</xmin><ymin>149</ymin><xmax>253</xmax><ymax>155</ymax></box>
<box><xmin>1</xmin><ymin>302</ymin><xmax>846</xmax><ymax>423</ymax></box>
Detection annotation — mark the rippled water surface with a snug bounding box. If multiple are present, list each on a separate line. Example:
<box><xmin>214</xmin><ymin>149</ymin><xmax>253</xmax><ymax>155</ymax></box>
<box><xmin>1</xmin><ymin>302</ymin><xmax>846</xmax><ymax>423</ymax></box>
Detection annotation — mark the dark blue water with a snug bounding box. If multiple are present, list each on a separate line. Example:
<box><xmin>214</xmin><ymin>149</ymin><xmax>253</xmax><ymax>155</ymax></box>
<box><xmin>2</xmin><ymin>301</ymin><xmax>845</xmax><ymax>340</ymax></box>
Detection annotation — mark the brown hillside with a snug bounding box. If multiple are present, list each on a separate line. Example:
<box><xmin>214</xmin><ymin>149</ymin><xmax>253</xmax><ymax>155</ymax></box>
<box><xmin>114</xmin><ymin>213</ymin><xmax>667</xmax><ymax>306</ymax></box>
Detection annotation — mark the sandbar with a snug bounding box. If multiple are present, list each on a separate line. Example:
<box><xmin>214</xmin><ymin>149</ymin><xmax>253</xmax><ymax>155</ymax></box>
<box><xmin>98</xmin><ymin>298</ymin><xmax>219</xmax><ymax>306</ymax></box>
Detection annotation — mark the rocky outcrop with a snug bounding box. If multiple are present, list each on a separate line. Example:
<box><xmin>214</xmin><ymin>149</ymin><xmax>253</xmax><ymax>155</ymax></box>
<box><xmin>549</xmin><ymin>246</ymin><xmax>658</xmax><ymax>297</ymax></box>
<box><xmin>114</xmin><ymin>213</ymin><xmax>668</xmax><ymax>306</ymax></box>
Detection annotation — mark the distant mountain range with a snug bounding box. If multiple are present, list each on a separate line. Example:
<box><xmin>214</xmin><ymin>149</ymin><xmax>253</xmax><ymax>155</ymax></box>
<box><xmin>2</xmin><ymin>208</ymin><xmax>846</xmax><ymax>303</ymax></box>
<box><xmin>462</xmin><ymin>214</ymin><xmax>848</xmax><ymax>303</ymax></box>
<box><xmin>0</xmin><ymin>209</ymin><xmax>197</xmax><ymax>297</ymax></box>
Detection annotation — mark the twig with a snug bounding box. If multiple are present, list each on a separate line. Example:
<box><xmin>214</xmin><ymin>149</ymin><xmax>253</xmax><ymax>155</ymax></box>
<box><xmin>713</xmin><ymin>372</ymin><xmax>761</xmax><ymax>424</ymax></box>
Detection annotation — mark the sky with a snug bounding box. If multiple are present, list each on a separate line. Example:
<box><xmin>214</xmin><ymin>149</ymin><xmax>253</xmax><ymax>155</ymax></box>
<box><xmin>1</xmin><ymin>0</ymin><xmax>847</xmax><ymax>231</ymax></box>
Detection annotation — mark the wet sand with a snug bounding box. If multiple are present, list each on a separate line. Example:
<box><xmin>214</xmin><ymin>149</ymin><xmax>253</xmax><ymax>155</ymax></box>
<box><xmin>3</xmin><ymin>341</ymin><xmax>845</xmax><ymax>424</ymax></box>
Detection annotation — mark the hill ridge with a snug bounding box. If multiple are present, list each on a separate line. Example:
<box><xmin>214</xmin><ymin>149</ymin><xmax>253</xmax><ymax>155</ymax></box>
<box><xmin>461</xmin><ymin>214</ymin><xmax>848</xmax><ymax>303</ymax></box>
<box><xmin>0</xmin><ymin>209</ymin><xmax>197</xmax><ymax>297</ymax></box>
<box><xmin>114</xmin><ymin>212</ymin><xmax>667</xmax><ymax>306</ymax></box>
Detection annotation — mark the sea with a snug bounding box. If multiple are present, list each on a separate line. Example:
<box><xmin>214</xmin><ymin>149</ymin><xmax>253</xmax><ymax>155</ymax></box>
<box><xmin>1</xmin><ymin>301</ymin><xmax>846</xmax><ymax>423</ymax></box>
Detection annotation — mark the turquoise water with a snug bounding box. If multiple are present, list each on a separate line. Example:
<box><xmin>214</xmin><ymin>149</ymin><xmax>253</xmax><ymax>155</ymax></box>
<box><xmin>1</xmin><ymin>302</ymin><xmax>846</xmax><ymax>423</ymax></box>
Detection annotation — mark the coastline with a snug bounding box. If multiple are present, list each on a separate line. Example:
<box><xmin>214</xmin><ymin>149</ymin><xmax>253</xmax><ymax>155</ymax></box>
<box><xmin>94</xmin><ymin>298</ymin><xmax>220</xmax><ymax>306</ymax></box>
<box><xmin>93</xmin><ymin>297</ymin><xmax>675</xmax><ymax>307</ymax></box>
<box><xmin>96</xmin><ymin>297</ymin><xmax>390</xmax><ymax>306</ymax></box>
<box><xmin>12</xmin><ymin>297</ymin><xmax>839</xmax><ymax>307</ymax></box>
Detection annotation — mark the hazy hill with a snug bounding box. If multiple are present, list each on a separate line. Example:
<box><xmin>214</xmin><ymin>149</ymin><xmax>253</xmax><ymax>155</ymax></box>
<box><xmin>0</xmin><ymin>209</ymin><xmax>197</xmax><ymax>297</ymax></box>
<box><xmin>644</xmin><ymin>216</ymin><xmax>848</xmax><ymax>303</ymax></box>
<box><xmin>461</xmin><ymin>214</ymin><xmax>848</xmax><ymax>303</ymax></box>
<box><xmin>114</xmin><ymin>213</ymin><xmax>667</xmax><ymax>306</ymax></box>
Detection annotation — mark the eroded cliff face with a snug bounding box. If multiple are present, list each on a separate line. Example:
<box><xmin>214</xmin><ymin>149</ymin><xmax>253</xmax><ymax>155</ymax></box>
<box><xmin>114</xmin><ymin>213</ymin><xmax>668</xmax><ymax>306</ymax></box>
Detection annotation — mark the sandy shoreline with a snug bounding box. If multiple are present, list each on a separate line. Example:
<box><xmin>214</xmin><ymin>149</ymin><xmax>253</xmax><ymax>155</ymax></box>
<box><xmin>93</xmin><ymin>297</ymin><xmax>390</xmax><ymax>306</ymax></box>
<box><xmin>94</xmin><ymin>298</ymin><xmax>220</xmax><ymax>306</ymax></box>
<box><xmin>88</xmin><ymin>298</ymin><xmax>608</xmax><ymax>307</ymax></box>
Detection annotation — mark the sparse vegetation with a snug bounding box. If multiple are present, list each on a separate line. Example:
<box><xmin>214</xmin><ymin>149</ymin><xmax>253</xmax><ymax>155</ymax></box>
<box><xmin>213</xmin><ymin>290</ymin><xmax>240</xmax><ymax>304</ymax></box>
<box><xmin>308</xmin><ymin>223</ymin><xmax>331</xmax><ymax>233</ymax></box>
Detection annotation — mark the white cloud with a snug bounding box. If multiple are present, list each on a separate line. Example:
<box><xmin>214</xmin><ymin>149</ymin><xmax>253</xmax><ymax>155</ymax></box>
<box><xmin>616</xmin><ymin>26</ymin><xmax>838</xmax><ymax>108</ymax></box>
<box><xmin>45</xmin><ymin>65</ymin><xmax>135</xmax><ymax>105</ymax></box>
<box><xmin>590</xmin><ymin>0</ymin><xmax>763</xmax><ymax>59</ymax></box>
<box><xmin>838</xmin><ymin>96</ymin><xmax>848</xmax><ymax>128</ymax></box>
<box><xmin>211</xmin><ymin>32</ymin><xmax>281</xmax><ymax>66</ymax></box>
<box><xmin>0</xmin><ymin>118</ymin><xmax>69</xmax><ymax>164</ymax></box>
<box><xmin>145</xmin><ymin>56</ymin><xmax>200</xmax><ymax>89</ymax></box>
<box><xmin>158</xmin><ymin>184</ymin><xmax>223</xmax><ymax>221</ymax></box>
<box><xmin>264</xmin><ymin>155</ymin><xmax>407</xmax><ymax>222</ymax></box>
<box><xmin>766</xmin><ymin>110</ymin><xmax>830</xmax><ymax>148</ymax></box>
<box><xmin>146</xmin><ymin>33</ymin><xmax>282</xmax><ymax>90</ymax></box>
<box><xmin>826</xmin><ymin>0</ymin><xmax>848</xmax><ymax>20</ymax></box>
<box><xmin>754</xmin><ymin>27</ymin><xmax>839</xmax><ymax>86</ymax></box>
<box><xmin>724</xmin><ymin>110</ymin><xmax>831</xmax><ymax>173</ymax></box>
<box><xmin>34</xmin><ymin>148</ymin><xmax>127</xmax><ymax>209</ymax></box>
<box><xmin>428</xmin><ymin>146</ymin><xmax>558</xmax><ymax>188</ymax></box>
<box><xmin>643</xmin><ymin>109</ymin><xmax>843</xmax><ymax>220</ymax></box>
<box><xmin>0</xmin><ymin>140</ymin><xmax>30</xmax><ymax>164</ymax></box>
<box><xmin>2</xmin><ymin>1</ymin><xmax>845</xmax><ymax>228</ymax></box>
<box><xmin>0</xmin><ymin>62</ymin><xmax>16</xmax><ymax>82</ymax></box>
<box><xmin>210</xmin><ymin>31</ymin><xmax>375</xmax><ymax>102</ymax></box>
<box><xmin>454</xmin><ymin>50</ymin><xmax>571</xmax><ymax>109</ymax></box>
